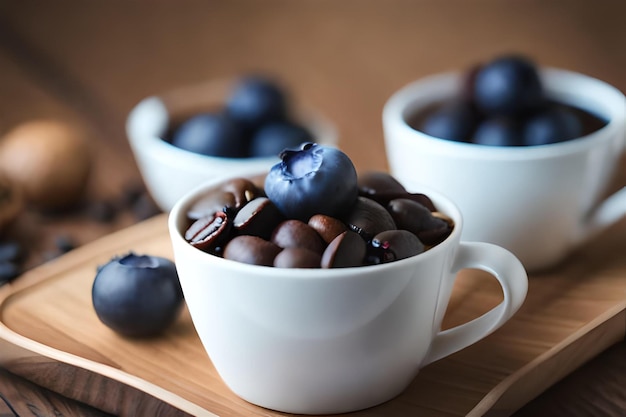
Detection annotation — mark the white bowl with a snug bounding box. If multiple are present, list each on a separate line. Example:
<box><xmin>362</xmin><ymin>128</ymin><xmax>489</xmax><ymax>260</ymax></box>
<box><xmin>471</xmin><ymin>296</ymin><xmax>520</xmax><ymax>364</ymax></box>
<box><xmin>126</xmin><ymin>78</ymin><xmax>338</xmax><ymax>211</ymax></box>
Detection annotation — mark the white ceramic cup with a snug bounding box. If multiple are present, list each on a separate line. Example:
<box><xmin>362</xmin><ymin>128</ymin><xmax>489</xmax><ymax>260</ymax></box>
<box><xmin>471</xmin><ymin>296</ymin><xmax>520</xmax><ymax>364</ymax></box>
<box><xmin>126</xmin><ymin>78</ymin><xmax>337</xmax><ymax>212</ymax></box>
<box><xmin>383</xmin><ymin>68</ymin><xmax>626</xmax><ymax>272</ymax></box>
<box><xmin>168</xmin><ymin>178</ymin><xmax>528</xmax><ymax>415</ymax></box>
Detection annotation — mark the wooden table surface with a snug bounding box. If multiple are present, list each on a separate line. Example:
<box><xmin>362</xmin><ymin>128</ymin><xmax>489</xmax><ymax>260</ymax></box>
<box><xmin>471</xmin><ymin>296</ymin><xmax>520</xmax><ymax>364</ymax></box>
<box><xmin>0</xmin><ymin>1</ymin><xmax>624</xmax><ymax>416</ymax></box>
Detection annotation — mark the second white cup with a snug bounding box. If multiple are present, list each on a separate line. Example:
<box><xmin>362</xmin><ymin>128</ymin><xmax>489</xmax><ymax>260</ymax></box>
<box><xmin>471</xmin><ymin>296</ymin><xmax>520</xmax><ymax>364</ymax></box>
<box><xmin>383</xmin><ymin>68</ymin><xmax>626</xmax><ymax>272</ymax></box>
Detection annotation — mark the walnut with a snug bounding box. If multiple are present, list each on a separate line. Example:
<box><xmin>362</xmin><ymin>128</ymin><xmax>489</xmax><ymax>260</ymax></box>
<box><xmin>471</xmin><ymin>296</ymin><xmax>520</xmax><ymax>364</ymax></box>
<box><xmin>0</xmin><ymin>119</ymin><xmax>92</xmax><ymax>210</ymax></box>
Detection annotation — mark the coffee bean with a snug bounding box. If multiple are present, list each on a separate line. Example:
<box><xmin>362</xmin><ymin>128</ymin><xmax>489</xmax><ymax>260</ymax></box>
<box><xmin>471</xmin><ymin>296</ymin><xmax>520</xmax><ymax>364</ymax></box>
<box><xmin>186</xmin><ymin>211</ymin><xmax>232</xmax><ymax>253</ymax></box>
<box><xmin>368</xmin><ymin>230</ymin><xmax>425</xmax><ymax>264</ymax></box>
<box><xmin>187</xmin><ymin>191</ymin><xmax>237</xmax><ymax>221</ymax></box>
<box><xmin>308</xmin><ymin>214</ymin><xmax>348</xmax><ymax>244</ymax></box>
<box><xmin>387</xmin><ymin>199</ymin><xmax>452</xmax><ymax>245</ymax></box>
<box><xmin>357</xmin><ymin>171</ymin><xmax>436</xmax><ymax>210</ymax></box>
<box><xmin>271</xmin><ymin>220</ymin><xmax>325</xmax><ymax>255</ymax></box>
<box><xmin>274</xmin><ymin>247</ymin><xmax>322</xmax><ymax>268</ymax></box>
<box><xmin>222</xmin><ymin>178</ymin><xmax>262</xmax><ymax>208</ymax></box>
<box><xmin>223</xmin><ymin>235</ymin><xmax>281</xmax><ymax>266</ymax></box>
<box><xmin>419</xmin><ymin>212</ymin><xmax>454</xmax><ymax>246</ymax></box>
<box><xmin>342</xmin><ymin>197</ymin><xmax>396</xmax><ymax>241</ymax></box>
<box><xmin>321</xmin><ymin>231</ymin><xmax>366</xmax><ymax>268</ymax></box>
<box><xmin>358</xmin><ymin>171</ymin><xmax>406</xmax><ymax>196</ymax></box>
<box><xmin>187</xmin><ymin>178</ymin><xmax>261</xmax><ymax>220</ymax></box>
<box><xmin>360</xmin><ymin>190</ymin><xmax>436</xmax><ymax>211</ymax></box>
<box><xmin>234</xmin><ymin>197</ymin><xmax>283</xmax><ymax>240</ymax></box>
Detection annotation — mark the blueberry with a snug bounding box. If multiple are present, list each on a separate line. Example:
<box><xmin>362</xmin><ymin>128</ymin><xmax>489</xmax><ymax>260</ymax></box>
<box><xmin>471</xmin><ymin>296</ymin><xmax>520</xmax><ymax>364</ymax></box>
<box><xmin>249</xmin><ymin>121</ymin><xmax>314</xmax><ymax>157</ymax></box>
<box><xmin>54</xmin><ymin>234</ymin><xmax>76</xmax><ymax>254</ymax></box>
<box><xmin>171</xmin><ymin>113</ymin><xmax>248</xmax><ymax>157</ymax></box>
<box><xmin>523</xmin><ymin>105</ymin><xmax>583</xmax><ymax>146</ymax></box>
<box><xmin>226</xmin><ymin>76</ymin><xmax>288</xmax><ymax>131</ymax></box>
<box><xmin>0</xmin><ymin>241</ymin><xmax>26</xmax><ymax>281</ymax></box>
<box><xmin>92</xmin><ymin>252</ymin><xmax>183</xmax><ymax>338</ymax></box>
<box><xmin>473</xmin><ymin>117</ymin><xmax>523</xmax><ymax>146</ymax></box>
<box><xmin>264</xmin><ymin>143</ymin><xmax>358</xmax><ymax>221</ymax></box>
<box><xmin>0</xmin><ymin>262</ymin><xmax>20</xmax><ymax>285</ymax></box>
<box><xmin>420</xmin><ymin>100</ymin><xmax>477</xmax><ymax>142</ymax></box>
<box><xmin>0</xmin><ymin>241</ymin><xmax>22</xmax><ymax>263</ymax></box>
<box><xmin>473</xmin><ymin>55</ymin><xmax>543</xmax><ymax>117</ymax></box>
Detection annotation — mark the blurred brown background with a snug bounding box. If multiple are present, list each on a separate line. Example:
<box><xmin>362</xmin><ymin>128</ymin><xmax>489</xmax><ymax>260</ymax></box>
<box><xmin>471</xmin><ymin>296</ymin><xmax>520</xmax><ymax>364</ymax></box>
<box><xmin>0</xmin><ymin>1</ymin><xmax>624</xmax><ymax>416</ymax></box>
<box><xmin>1</xmin><ymin>1</ymin><xmax>624</xmax><ymax>173</ymax></box>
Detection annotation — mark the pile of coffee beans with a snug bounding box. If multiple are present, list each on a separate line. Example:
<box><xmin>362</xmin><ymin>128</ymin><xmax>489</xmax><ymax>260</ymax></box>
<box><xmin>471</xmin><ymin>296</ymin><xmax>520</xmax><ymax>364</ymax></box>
<box><xmin>183</xmin><ymin>171</ymin><xmax>453</xmax><ymax>268</ymax></box>
<box><xmin>413</xmin><ymin>54</ymin><xmax>607</xmax><ymax>146</ymax></box>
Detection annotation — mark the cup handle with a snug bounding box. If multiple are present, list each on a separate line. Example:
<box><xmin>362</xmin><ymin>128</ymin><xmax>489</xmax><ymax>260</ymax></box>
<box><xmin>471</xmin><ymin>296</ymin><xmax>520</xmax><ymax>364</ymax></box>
<box><xmin>421</xmin><ymin>242</ymin><xmax>528</xmax><ymax>366</ymax></box>
<box><xmin>582</xmin><ymin>186</ymin><xmax>626</xmax><ymax>240</ymax></box>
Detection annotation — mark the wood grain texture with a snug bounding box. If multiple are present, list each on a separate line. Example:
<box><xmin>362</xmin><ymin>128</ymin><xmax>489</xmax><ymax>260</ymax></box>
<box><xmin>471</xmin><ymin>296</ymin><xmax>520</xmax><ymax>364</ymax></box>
<box><xmin>513</xmin><ymin>341</ymin><xmax>626</xmax><ymax>417</ymax></box>
<box><xmin>0</xmin><ymin>367</ymin><xmax>112</xmax><ymax>417</ymax></box>
<box><xmin>0</xmin><ymin>211</ymin><xmax>624</xmax><ymax>417</ymax></box>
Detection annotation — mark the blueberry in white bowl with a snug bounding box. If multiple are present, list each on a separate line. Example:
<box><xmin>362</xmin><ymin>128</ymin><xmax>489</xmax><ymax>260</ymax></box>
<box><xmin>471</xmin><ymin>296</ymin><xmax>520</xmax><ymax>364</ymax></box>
<box><xmin>225</xmin><ymin>75</ymin><xmax>288</xmax><ymax>131</ymax></box>
<box><xmin>126</xmin><ymin>75</ymin><xmax>337</xmax><ymax>211</ymax></box>
<box><xmin>410</xmin><ymin>53</ymin><xmax>606</xmax><ymax>147</ymax></box>
<box><xmin>170</xmin><ymin>113</ymin><xmax>247</xmax><ymax>157</ymax></box>
<box><xmin>472</xmin><ymin>54</ymin><xmax>544</xmax><ymax>117</ymax></box>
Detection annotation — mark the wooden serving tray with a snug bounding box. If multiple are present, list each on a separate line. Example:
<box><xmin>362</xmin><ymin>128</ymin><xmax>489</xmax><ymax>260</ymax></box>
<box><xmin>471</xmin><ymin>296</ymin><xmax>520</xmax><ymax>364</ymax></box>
<box><xmin>1</xmin><ymin>214</ymin><xmax>625</xmax><ymax>417</ymax></box>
